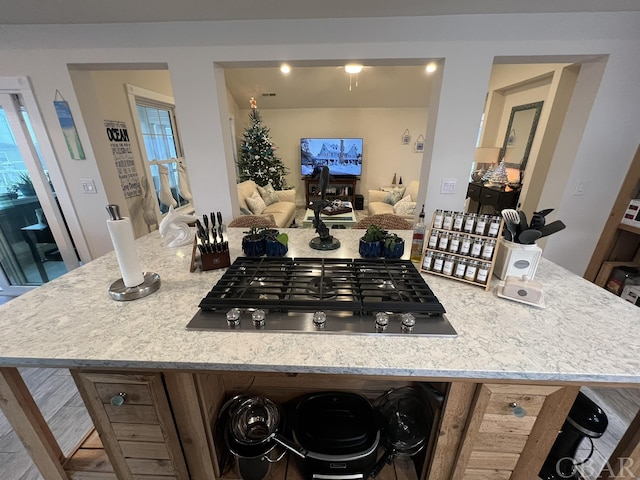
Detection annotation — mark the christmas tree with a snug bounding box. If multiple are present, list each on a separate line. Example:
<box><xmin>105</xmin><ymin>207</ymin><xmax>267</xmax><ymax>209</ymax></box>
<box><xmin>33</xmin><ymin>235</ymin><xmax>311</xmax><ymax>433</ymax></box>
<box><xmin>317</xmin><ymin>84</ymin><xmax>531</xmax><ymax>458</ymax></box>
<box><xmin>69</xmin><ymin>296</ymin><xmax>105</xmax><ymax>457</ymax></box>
<box><xmin>237</xmin><ymin>107</ymin><xmax>289</xmax><ymax>190</ymax></box>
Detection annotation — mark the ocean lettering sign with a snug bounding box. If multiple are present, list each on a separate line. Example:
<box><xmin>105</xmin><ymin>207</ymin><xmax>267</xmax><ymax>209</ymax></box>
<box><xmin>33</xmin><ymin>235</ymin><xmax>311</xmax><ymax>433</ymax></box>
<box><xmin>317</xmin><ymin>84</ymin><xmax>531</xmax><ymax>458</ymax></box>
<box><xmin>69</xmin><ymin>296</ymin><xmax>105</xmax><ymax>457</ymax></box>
<box><xmin>105</xmin><ymin>120</ymin><xmax>141</xmax><ymax>199</ymax></box>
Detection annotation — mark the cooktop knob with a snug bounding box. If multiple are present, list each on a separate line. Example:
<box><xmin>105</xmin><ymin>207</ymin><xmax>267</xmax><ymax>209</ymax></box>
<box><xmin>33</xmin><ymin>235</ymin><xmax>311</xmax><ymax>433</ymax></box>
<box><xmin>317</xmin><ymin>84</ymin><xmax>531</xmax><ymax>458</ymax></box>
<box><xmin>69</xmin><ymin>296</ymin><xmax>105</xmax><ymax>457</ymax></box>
<box><xmin>312</xmin><ymin>311</ymin><xmax>326</xmax><ymax>329</ymax></box>
<box><xmin>375</xmin><ymin>312</ymin><xmax>389</xmax><ymax>332</ymax></box>
<box><xmin>252</xmin><ymin>309</ymin><xmax>266</xmax><ymax>328</ymax></box>
<box><xmin>226</xmin><ymin>308</ymin><xmax>241</xmax><ymax>328</ymax></box>
<box><xmin>401</xmin><ymin>313</ymin><xmax>416</xmax><ymax>332</ymax></box>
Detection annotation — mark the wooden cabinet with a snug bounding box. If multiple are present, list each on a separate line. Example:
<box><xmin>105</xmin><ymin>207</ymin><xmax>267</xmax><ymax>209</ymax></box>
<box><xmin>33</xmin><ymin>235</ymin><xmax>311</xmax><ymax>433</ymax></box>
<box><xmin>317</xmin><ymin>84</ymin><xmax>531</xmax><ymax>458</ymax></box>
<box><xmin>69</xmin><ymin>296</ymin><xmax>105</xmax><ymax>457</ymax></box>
<box><xmin>450</xmin><ymin>383</ymin><xmax>579</xmax><ymax>480</ymax></box>
<box><xmin>466</xmin><ymin>182</ymin><xmax>520</xmax><ymax>215</ymax></box>
<box><xmin>71</xmin><ymin>371</ymin><xmax>190</xmax><ymax>480</ymax></box>
<box><xmin>304</xmin><ymin>176</ymin><xmax>357</xmax><ymax>206</ymax></box>
<box><xmin>585</xmin><ymin>144</ymin><xmax>640</xmax><ymax>287</ymax></box>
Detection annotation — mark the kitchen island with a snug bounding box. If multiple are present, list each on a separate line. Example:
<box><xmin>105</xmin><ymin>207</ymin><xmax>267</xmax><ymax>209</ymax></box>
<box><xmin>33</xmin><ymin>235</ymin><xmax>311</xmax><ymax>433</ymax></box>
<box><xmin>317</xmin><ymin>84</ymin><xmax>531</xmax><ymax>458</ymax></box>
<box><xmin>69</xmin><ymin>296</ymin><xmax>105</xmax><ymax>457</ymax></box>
<box><xmin>1</xmin><ymin>227</ymin><xmax>639</xmax><ymax>480</ymax></box>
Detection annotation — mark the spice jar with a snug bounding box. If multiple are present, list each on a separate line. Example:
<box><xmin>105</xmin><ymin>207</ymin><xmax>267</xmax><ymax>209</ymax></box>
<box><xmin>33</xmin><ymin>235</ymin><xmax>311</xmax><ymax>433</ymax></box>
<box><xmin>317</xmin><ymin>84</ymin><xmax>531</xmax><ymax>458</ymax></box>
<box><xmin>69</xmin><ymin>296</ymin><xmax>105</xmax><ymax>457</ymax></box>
<box><xmin>449</xmin><ymin>234</ymin><xmax>461</xmax><ymax>254</ymax></box>
<box><xmin>481</xmin><ymin>239</ymin><xmax>496</xmax><ymax>260</ymax></box>
<box><xmin>463</xmin><ymin>213</ymin><xmax>477</xmax><ymax>234</ymax></box>
<box><xmin>459</xmin><ymin>235</ymin><xmax>472</xmax><ymax>256</ymax></box>
<box><xmin>454</xmin><ymin>258</ymin><xmax>467</xmax><ymax>278</ymax></box>
<box><xmin>443</xmin><ymin>255</ymin><xmax>455</xmax><ymax>276</ymax></box>
<box><xmin>442</xmin><ymin>211</ymin><xmax>454</xmax><ymax>230</ymax></box>
<box><xmin>438</xmin><ymin>232</ymin><xmax>450</xmax><ymax>251</ymax></box>
<box><xmin>475</xmin><ymin>214</ymin><xmax>489</xmax><ymax>236</ymax></box>
<box><xmin>470</xmin><ymin>238</ymin><xmax>484</xmax><ymax>258</ymax></box>
<box><xmin>487</xmin><ymin>216</ymin><xmax>502</xmax><ymax>237</ymax></box>
<box><xmin>433</xmin><ymin>209</ymin><xmax>444</xmax><ymax>229</ymax></box>
<box><xmin>427</xmin><ymin>230</ymin><xmax>439</xmax><ymax>249</ymax></box>
<box><xmin>422</xmin><ymin>251</ymin><xmax>434</xmax><ymax>271</ymax></box>
<box><xmin>453</xmin><ymin>212</ymin><xmax>465</xmax><ymax>232</ymax></box>
<box><xmin>432</xmin><ymin>253</ymin><xmax>445</xmax><ymax>273</ymax></box>
<box><xmin>476</xmin><ymin>262</ymin><xmax>491</xmax><ymax>284</ymax></box>
<box><xmin>464</xmin><ymin>260</ymin><xmax>478</xmax><ymax>282</ymax></box>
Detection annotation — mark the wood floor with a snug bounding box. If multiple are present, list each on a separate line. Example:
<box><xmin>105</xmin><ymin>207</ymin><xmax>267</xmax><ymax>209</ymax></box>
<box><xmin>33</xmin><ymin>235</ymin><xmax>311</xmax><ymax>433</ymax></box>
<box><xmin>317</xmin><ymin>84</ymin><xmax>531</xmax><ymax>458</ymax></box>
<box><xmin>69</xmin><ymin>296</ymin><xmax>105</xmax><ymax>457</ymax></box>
<box><xmin>0</xmin><ymin>368</ymin><xmax>93</xmax><ymax>480</ymax></box>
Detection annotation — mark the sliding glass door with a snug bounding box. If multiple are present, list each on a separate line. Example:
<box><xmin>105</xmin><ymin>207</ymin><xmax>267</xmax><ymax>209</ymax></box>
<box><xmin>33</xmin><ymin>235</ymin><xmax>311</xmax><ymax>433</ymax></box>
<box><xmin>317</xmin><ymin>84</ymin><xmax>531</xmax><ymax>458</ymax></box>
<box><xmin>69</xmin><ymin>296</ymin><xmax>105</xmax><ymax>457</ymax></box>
<box><xmin>0</xmin><ymin>92</ymin><xmax>78</xmax><ymax>296</ymax></box>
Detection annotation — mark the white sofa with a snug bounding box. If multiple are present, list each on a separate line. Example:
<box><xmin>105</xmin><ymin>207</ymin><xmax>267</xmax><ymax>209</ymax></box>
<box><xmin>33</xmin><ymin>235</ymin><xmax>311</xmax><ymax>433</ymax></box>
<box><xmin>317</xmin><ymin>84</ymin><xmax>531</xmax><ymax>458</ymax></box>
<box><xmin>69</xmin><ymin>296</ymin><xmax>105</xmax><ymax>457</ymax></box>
<box><xmin>237</xmin><ymin>180</ymin><xmax>297</xmax><ymax>228</ymax></box>
<box><xmin>367</xmin><ymin>180</ymin><xmax>419</xmax><ymax>220</ymax></box>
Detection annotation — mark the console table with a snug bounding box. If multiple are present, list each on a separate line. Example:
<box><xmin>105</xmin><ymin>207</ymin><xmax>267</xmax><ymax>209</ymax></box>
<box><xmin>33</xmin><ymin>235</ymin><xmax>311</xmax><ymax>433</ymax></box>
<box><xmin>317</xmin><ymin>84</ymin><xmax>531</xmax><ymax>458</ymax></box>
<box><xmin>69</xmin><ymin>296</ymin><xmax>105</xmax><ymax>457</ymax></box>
<box><xmin>304</xmin><ymin>176</ymin><xmax>357</xmax><ymax>206</ymax></box>
<box><xmin>467</xmin><ymin>182</ymin><xmax>520</xmax><ymax>214</ymax></box>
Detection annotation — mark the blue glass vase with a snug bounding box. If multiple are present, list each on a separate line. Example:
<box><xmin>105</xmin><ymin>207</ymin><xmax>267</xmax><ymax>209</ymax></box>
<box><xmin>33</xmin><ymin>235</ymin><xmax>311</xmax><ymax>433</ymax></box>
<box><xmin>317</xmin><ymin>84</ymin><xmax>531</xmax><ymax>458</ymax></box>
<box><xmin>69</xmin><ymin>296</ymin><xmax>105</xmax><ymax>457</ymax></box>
<box><xmin>359</xmin><ymin>239</ymin><xmax>382</xmax><ymax>258</ymax></box>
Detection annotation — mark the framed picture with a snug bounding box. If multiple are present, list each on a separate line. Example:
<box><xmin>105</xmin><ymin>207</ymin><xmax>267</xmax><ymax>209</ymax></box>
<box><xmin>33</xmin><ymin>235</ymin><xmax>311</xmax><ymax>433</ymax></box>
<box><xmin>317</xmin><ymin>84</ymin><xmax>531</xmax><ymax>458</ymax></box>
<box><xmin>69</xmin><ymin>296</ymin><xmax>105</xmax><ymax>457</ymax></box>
<box><xmin>401</xmin><ymin>129</ymin><xmax>411</xmax><ymax>145</ymax></box>
<box><xmin>414</xmin><ymin>134</ymin><xmax>425</xmax><ymax>152</ymax></box>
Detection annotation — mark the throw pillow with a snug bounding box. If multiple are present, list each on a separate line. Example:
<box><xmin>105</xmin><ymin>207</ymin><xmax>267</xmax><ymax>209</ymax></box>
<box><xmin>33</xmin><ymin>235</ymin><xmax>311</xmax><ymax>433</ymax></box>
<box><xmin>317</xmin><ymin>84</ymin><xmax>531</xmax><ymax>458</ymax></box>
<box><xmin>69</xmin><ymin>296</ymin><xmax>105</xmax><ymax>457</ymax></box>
<box><xmin>240</xmin><ymin>207</ymin><xmax>253</xmax><ymax>216</ymax></box>
<box><xmin>393</xmin><ymin>195</ymin><xmax>416</xmax><ymax>216</ymax></box>
<box><xmin>383</xmin><ymin>186</ymin><xmax>406</xmax><ymax>205</ymax></box>
<box><xmin>257</xmin><ymin>183</ymin><xmax>280</xmax><ymax>206</ymax></box>
<box><xmin>246</xmin><ymin>190</ymin><xmax>267</xmax><ymax>215</ymax></box>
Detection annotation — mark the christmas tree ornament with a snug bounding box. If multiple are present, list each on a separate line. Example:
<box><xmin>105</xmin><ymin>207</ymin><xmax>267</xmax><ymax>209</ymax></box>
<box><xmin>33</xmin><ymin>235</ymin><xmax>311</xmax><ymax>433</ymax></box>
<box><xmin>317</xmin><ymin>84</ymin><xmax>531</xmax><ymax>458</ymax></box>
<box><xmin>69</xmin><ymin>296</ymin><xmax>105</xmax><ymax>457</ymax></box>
<box><xmin>250</xmin><ymin>97</ymin><xmax>257</xmax><ymax>109</ymax></box>
<box><xmin>481</xmin><ymin>165</ymin><xmax>494</xmax><ymax>183</ymax></box>
<box><xmin>489</xmin><ymin>160</ymin><xmax>509</xmax><ymax>186</ymax></box>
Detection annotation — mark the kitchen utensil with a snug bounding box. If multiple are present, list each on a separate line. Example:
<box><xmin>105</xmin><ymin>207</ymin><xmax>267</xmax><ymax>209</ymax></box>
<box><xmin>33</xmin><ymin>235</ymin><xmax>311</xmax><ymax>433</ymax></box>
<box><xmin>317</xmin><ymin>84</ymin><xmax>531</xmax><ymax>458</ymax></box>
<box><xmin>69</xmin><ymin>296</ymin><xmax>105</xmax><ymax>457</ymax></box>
<box><xmin>538</xmin><ymin>220</ymin><xmax>566</xmax><ymax>238</ymax></box>
<box><xmin>370</xmin><ymin>387</ymin><xmax>433</xmax><ymax>478</ymax></box>
<box><xmin>217</xmin><ymin>211</ymin><xmax>224</xmax><ymax>244</ymax></box>
<box><xmin>501</xmin><ymin>209</ymin><xmax>520</xmax><ymax>242</ymax></box>
<box><xmin>518</xmin><ymin>228</ymin><xmax>542</xmax><ymax>245</ymax></box>
<box><xmin>230</xmin><ymin>396</ymin><xmax>307</xmax><ymax>459</ymax></box>
<box><xmin>530</xmin><ymin>208</ymin><xmax>554</xmax><ymax>229</ymax></box>
<box><xmin>518</xmin><ymin>211</ymin><xmax>529</xmax><ymax>237</ymax></box>
<box><xmin>210</xmin><ymin>212</ymin><xmax>218</xmax><ymax>249</ymax></box>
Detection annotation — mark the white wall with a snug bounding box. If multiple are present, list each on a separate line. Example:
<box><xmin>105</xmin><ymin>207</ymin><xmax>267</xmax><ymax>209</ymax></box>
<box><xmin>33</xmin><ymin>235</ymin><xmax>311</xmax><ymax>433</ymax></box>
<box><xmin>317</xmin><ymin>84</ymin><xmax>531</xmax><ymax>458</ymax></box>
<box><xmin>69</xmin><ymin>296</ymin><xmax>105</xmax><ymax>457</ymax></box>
<box><xmin>70</xmin><ymin>68</ymin><xmax>175</xmax><ymax>238</ymax></box>
<box><xmin>0</xmin><ymin>12</ymin><xmax>639</xmax><ymax>274</ymax></box>
<box><xmin>237</xmin><ymin>107</ymin><xmax>427</xmax><ymax>205</ymax></box>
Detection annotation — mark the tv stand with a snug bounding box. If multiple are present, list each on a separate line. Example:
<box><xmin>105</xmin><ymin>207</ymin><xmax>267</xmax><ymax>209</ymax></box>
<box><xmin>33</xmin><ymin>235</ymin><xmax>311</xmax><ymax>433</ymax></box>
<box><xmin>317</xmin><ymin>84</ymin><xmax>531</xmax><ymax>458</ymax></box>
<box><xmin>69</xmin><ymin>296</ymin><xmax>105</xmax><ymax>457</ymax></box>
<box><xmin>304</xmin><ymin>176</ymin><xmax>358</xmax><ymax>206</ymax></box>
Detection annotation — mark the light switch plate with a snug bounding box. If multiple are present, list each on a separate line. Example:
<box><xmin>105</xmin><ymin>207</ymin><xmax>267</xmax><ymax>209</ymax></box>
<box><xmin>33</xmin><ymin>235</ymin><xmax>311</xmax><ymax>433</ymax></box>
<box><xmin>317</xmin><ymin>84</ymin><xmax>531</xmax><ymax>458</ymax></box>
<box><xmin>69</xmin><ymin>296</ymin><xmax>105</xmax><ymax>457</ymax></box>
<box><xmin>81</xmin><ymin>178</ymin><xmax>97</xmax><ymax>194</ymax></box>
<box><xmin>441</xmin><ymin>178</ymin><xmax>457</xmax><ymax>194</ymax></box>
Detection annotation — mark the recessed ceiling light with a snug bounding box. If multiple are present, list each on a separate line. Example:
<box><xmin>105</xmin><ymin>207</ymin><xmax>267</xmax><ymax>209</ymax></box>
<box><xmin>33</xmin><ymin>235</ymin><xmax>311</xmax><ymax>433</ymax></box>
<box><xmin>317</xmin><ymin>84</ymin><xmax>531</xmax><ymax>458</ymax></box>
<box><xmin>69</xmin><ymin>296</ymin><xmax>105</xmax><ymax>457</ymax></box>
<box><xmin>345</xmin><ymin>64</ymin><xmax>363</xmax><ymax>74</ymax></box>
<box><xmin>426</xmin><ymin>63</ymin><xmax>437</xmax><ymax>73</ymax></box>
<box><xmin>280</xmin><ymin>64</ymin><xmax>291</xmax><ymax>74</ymax></box>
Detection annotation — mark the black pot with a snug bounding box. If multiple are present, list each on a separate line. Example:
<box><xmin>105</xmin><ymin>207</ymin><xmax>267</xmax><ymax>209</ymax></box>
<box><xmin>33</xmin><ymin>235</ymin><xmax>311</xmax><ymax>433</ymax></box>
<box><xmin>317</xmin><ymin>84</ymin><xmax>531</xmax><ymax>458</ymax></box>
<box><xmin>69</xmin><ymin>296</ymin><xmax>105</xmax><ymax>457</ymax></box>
<box><xmin>289</xmin><ymin>392</ymin><xmax>381</xmax><ymax>478</ymax></box>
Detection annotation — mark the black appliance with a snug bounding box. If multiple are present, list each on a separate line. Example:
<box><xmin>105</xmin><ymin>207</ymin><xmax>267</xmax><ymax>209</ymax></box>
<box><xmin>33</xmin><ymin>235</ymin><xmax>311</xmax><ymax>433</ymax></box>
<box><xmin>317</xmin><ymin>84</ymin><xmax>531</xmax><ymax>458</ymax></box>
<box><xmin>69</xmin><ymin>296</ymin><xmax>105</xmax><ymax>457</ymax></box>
<box><xmin>289</xmin><ymin>392</ymin><xmax>381</xmax><ymax>479</ymax></box>
<box><xmin>355</xmin><ymin>194</ymin><xmax>364</xmax><ymax>210</ymax></box>
<box><xmin>539</xmin><ymin>391</ymin><xmax>608</xmax><ymax>479</ymax></box>
<box><xmin>187</xmin><ymin>257</ymin><xmax>457</xmax><ymax>336</ymax></box>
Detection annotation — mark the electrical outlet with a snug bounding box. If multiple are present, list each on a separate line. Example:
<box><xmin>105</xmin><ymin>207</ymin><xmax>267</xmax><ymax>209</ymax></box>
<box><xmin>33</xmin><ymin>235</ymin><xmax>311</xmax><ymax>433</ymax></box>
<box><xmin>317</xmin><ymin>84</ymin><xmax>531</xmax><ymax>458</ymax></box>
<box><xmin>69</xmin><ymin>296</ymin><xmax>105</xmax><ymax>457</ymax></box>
<box><xmin>441</xmin><ymin>178</ymin><xmax>457</xmax><ymax>194</ymax></box>
<box><xmin>81</xmin><ymin>178</ymin><xmax>97</xmax><ymax>194</ymax></box>
<box><xmin>573</xmin><ymin>180</ymin><xmax>585</xmax><ymax>196</ymax></box>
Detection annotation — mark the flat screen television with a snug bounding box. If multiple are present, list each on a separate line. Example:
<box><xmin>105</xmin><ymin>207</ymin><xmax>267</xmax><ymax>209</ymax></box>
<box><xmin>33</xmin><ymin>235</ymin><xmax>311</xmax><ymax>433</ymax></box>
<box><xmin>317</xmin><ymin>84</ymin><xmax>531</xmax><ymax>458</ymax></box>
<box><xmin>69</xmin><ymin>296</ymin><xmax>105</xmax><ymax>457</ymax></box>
<box><xmin>301</xmin><ymin>138</ymin><xmax>363</xmax><ymax>177</ymax></box>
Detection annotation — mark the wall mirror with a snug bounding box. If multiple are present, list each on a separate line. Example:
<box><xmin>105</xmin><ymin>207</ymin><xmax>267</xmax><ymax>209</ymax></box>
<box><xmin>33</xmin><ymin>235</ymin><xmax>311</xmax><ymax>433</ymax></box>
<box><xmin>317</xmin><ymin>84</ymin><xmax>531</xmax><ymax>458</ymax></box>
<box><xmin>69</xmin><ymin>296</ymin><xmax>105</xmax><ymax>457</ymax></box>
<box><xmin>501</xmin><ymin>101</ymin><xmax>543</xmax><ymax>171</ymax></box>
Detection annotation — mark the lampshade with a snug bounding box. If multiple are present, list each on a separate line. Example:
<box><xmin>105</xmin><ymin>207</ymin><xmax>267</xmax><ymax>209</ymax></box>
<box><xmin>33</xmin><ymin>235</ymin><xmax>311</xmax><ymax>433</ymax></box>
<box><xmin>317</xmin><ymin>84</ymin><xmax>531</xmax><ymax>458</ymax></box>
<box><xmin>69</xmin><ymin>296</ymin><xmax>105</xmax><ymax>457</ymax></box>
<box><xmin>474</xmin><ymin>147</ymin><xmax>501</xmax><ymax>164</ymax></box>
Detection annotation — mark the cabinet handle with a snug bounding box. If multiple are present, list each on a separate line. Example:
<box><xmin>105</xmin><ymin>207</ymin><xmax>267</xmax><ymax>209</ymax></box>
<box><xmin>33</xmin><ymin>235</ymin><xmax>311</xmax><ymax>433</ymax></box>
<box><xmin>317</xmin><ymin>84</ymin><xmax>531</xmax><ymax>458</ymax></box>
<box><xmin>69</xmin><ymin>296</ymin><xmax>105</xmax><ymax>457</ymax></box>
<box><xmin>110</xmin><ymin>392</ymin><xmax>127</xmax><ymax>407</ymax></box>
<box><xmin>509</xmin><ymin>402</ymin><xmax>526</xmax><ymax>418</ymax></box>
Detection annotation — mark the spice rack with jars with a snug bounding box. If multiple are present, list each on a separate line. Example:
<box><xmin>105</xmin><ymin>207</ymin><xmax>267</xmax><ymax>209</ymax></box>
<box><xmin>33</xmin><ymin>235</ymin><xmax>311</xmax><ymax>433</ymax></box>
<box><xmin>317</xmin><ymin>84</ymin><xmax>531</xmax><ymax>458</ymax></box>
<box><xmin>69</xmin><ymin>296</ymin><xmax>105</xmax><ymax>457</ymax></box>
<box><xmin>420</xmin><ymin>210</ymin><xmax>503</xmax><ymax>290</ymax></box>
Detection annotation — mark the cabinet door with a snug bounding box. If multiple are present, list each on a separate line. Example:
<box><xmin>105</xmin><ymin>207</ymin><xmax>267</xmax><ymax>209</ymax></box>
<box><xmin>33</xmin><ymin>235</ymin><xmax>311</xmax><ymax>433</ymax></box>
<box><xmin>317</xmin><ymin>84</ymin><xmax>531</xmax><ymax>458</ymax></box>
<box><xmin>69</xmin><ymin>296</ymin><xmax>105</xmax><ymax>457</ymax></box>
<box><xmin>72</xmin><ymin>371</ymin><xmax>189</xmax><ymax>480</ymax></box>
<box><xmin>450</xmin><ymin>383</ymin><xmax>578</xmax><ymax>480</ymax></box>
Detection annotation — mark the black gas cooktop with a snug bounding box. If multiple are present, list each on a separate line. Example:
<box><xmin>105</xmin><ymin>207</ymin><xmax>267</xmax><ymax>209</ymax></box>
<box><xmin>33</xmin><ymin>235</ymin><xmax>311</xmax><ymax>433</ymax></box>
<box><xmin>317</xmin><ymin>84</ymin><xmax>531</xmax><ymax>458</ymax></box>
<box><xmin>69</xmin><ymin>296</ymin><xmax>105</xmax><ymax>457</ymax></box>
<box><xmin>187</xmin><ymin>257</ymin><xmax>457</xmax><ymax>336</ymax></box>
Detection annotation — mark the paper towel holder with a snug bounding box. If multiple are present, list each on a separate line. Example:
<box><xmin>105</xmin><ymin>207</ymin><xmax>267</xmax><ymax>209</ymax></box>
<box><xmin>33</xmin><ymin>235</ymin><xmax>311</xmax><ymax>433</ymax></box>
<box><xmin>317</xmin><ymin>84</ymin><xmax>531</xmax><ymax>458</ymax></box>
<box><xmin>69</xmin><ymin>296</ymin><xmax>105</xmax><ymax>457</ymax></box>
<box><xmin>106</xmin><ymin>204</ymin><xmax>161</xmax><ymax>301</ymax></box>
<box><xmin>108</xmin><ymin>271</ymin><xmax>161</xmax><ymax>301</ymax></box>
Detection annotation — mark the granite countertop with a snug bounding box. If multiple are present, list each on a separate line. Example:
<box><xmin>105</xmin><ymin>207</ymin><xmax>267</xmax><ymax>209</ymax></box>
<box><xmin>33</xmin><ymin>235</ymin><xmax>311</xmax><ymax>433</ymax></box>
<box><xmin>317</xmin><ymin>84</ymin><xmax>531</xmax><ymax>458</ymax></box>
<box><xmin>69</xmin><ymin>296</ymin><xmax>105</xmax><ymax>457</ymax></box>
<box><xmin>1</xmin><ymin>227</ymin><xmax>639</xmax><ymax>385</ymax></box>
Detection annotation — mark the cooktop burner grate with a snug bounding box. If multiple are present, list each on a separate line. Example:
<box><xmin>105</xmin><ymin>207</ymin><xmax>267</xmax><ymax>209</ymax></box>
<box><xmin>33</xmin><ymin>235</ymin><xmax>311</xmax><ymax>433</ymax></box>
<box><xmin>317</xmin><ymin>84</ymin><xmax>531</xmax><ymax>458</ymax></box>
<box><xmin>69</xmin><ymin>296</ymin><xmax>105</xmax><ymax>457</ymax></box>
<box><xmin>197</xmin><ymin>257</ymin><xmax>445</xmax><ymax>315</ymax></box>
<box><xmin>189</xmin><ymin>257</ymin><xmax>455</xmax><ymax>336</ymax></box>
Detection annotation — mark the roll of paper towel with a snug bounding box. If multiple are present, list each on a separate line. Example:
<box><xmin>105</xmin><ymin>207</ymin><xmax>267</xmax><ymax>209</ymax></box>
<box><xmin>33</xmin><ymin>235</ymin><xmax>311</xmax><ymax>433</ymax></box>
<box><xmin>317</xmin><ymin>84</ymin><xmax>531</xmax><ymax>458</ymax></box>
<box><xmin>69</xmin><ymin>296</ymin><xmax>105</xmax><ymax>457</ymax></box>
<box><xmin>106</xmin><ymin>205</ymin><xmax>144</xmax><ymax>288</ymax></box>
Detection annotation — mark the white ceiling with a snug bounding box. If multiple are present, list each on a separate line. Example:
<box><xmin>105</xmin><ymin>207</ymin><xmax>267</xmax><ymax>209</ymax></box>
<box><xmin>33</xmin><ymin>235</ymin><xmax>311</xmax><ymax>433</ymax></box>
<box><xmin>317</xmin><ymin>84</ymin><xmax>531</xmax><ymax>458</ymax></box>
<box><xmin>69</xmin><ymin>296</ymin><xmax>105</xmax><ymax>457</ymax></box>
<box><xmin>224</xmin><ymin>64</ymin><xmax>434</xmax><ymax>110</ymax></box>
<box><xmin>1</xmin><ymin>0</ymin><xmax>639</xmax><ymax>25</ymax></box>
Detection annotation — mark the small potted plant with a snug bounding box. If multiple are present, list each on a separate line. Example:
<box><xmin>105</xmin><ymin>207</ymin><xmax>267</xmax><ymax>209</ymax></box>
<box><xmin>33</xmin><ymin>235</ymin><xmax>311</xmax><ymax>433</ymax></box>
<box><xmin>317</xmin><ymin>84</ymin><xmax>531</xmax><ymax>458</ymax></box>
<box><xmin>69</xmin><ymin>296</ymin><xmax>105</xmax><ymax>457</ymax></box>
<box><xmin>265</xmin><ymin>232</ymin><xmax>289</xmax><ymax>257</ymax></box>
<box><xmin>15</xmin><ymin>172</ymin><xmax>36</xmax><ymax>197</ymax></box>
<box><xmin>383</xmin><ymin>233</ymin><xmax>405</xmax><ymax>259</ymax></box>
<box><xmin>359</xmin><ymin>224</ymin><xmax>387</xmax><ymax>258</ymax></box>
<box><xmin>241</xmin><ymin>227</ymin><xmax>269</xmax><ymax>257</ymax></box>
